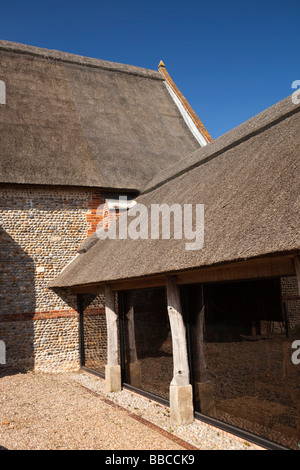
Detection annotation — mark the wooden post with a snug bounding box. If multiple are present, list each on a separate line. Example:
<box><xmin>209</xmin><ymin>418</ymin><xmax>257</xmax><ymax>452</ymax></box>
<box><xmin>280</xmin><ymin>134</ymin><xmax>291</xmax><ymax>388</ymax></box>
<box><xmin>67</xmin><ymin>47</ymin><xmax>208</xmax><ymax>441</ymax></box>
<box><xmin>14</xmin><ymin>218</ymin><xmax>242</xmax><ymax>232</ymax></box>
<box><xmin>105</xmin><ymin>284</ymin><xmax>121</xmax><ymax>392</ymax></box>
<box><xmin>294</xmin><ymin>257</ymin><xmax>300</xmax><ymax>296</ymax></box>
<box><xmin>125</xmin><ymin>292</ymin><xmax>138</xmax><ymax>364</ymax></box>
<box><xmin>192</xmin><ymin>286</ymin><xmax>208</xmax><ymax>384</ymax></box>
<box><xmin>105</xmin><ymin>284</ymin><xmax>119</xmax><ymax>366</ymax></box>
<box><xmin>125</xmin><ymin>292</ymin><xmax>141</xmax><ymax>387</ymax></box>
<box><xmin>190</xmin><ymin>285</ymin><xmax>216</xmax><ymax>417</ymax></box>
<box><xmin>166</xmin><ymin>276</ymin><xmax>190</xmax><ymax>386</ymax></box>
<box><xmin>166</xmin><ymin>276</ymin><xmax>194</xmax><ymax>425</ymax></box>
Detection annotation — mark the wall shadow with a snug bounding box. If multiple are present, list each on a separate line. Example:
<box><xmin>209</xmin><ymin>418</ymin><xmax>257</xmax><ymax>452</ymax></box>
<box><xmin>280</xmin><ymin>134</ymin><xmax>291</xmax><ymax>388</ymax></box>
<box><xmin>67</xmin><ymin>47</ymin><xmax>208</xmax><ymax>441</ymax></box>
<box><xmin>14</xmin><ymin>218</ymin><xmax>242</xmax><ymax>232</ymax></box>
<box><xmin>50</xmin><ymin>287</ymin><xmax>79</xmax><ymax>312</ymax></box>
<box><xmin>0</xmin><ymin>227</ymin><xmax>35</xmax><ymax>374</ymax></box>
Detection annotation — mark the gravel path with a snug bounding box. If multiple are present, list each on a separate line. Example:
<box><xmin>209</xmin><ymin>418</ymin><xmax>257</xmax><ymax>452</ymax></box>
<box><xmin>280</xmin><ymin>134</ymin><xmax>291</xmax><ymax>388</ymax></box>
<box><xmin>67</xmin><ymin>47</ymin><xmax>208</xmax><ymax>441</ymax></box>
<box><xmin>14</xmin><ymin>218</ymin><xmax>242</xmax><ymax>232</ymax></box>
<box><xmin>0</xmin><ymin>370</ymin><xmax>184</xmax><ymax>450</ymax></box>
<box><xmin>0</xmin><ymin>369</ymin><xmax>263</xmax><ymax>450</ymax></box>
<box><xmin>72</xmin><ymin>371</ymin><xmax>262</xmax><ymax>451</ymax></box>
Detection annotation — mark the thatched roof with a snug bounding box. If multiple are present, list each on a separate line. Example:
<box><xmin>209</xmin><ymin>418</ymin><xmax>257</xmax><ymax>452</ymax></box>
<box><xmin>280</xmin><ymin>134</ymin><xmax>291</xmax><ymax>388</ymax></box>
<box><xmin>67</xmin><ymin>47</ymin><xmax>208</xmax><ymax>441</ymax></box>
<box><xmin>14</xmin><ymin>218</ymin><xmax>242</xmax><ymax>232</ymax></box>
<box><xmin>0</xmin><ymin>40</ymin><xmax>202</xmax><ymax>191</ymax></box>
<box><xmin>50</xmin><ymin>93</ymin><xmax>300</xmax><ymax>289</ymax></box>
<box><xmin>143</xmin><ymin>93</ymin><xmax>300</xmax><ymax>193</ymax></box>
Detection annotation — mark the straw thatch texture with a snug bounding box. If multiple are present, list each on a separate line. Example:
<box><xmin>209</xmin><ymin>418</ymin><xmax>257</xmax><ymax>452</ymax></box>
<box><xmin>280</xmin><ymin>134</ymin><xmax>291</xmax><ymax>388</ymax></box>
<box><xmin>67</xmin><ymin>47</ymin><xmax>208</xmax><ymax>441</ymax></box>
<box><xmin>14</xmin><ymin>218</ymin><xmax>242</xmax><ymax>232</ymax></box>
<box><xmin>50</xmin><ymin>94</ymin><xmax>300</xmax><ymax>288</ymax></box>
<box><xmin>143</xmin><ymin>94</ymin><xmax>299</xmax><ymax>193</ymax></box>
<box><xmin>0</xmin><ymin>40</ymin><xmax>200</xmax><ymax>191</ymax></box>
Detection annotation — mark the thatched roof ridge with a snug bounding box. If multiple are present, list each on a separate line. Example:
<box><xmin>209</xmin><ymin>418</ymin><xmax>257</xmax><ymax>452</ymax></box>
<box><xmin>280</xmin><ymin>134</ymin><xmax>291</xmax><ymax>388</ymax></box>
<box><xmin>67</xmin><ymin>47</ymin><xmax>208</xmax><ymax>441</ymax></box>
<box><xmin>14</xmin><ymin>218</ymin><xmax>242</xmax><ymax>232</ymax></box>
<box><xmin>50</xmin><ymin>93</ymin><xmax>300</xmax><ymax>288</ymax></box>
<box><xmin>0</xmin><ymin>40</ymin><xmax>163</xmax><ymax>80</ymax></box>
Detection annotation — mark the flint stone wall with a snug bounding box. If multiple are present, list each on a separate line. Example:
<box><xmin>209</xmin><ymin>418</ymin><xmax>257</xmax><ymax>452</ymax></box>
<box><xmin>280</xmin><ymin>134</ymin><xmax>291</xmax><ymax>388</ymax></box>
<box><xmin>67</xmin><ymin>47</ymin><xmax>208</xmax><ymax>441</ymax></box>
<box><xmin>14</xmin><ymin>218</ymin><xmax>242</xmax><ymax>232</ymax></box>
<box><xmin>0</xmin><ymin>184</ymin><xmax>107</xmax><ymax>371</ymax></box>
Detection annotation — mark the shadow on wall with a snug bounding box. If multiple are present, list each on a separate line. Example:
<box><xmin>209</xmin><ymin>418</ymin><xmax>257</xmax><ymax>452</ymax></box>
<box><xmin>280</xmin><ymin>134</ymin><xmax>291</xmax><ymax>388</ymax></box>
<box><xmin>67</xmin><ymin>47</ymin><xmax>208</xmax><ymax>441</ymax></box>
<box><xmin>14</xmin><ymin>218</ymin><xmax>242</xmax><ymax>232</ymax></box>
<box><xmin>0</xmin><ymin>227</ymin><xmax>35</xmax><ymax>373</ymax></box>
<box><xmin>50</xmin><ymin>287</ymin><xmax>79</xmax><ymax>312</ymax></box>
<box><xmin>50</xmin><ymin>288</ymin><xmax>102</xmax><ymax>314</ymax></box>
<box><xmin>0</xmin><ymin>224</ymin><xmax>104</xmax><ymax>376</ymax></box>
<box><xmin>50</xmin><ymin>287</ymin><xmax>105</xmax><ymax>371</ymax></box>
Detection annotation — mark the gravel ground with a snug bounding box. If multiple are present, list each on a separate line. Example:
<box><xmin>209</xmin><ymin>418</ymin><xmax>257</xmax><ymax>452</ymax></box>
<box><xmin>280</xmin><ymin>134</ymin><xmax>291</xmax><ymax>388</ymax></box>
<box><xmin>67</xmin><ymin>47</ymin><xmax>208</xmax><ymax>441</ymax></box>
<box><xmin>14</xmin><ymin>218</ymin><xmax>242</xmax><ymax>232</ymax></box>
<box><xmin>0</xmin><ymin>369</ymin><xmax>262</xmax><ymax>451</ymax></box>
<box><xmin>72</xmin><ymin>371</ymin><xmax>263</xmax><ymax>451</ymax></box>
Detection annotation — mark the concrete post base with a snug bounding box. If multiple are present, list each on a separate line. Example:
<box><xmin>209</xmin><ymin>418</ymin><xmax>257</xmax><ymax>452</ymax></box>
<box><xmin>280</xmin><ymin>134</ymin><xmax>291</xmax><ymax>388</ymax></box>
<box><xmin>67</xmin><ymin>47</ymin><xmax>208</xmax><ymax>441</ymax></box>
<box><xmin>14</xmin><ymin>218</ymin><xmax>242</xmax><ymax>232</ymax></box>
<box><xmin>105</xmin><ymin>364</ymin><xmax>122</xmax><ymax>393</ymax></box>
<box><xmin>194</xmin><ymin>381</ymin><xmax>216</xmax><ymax>417</ymax></box>
<box><xmin>125</xmin><ymin>362</ymin><xmax>141</xmax><ymax>388</ymax></box>
<box><xmin>170</xmin><ymin>384</ymin><xmax>194</xmax><ymax>425</ymax></box>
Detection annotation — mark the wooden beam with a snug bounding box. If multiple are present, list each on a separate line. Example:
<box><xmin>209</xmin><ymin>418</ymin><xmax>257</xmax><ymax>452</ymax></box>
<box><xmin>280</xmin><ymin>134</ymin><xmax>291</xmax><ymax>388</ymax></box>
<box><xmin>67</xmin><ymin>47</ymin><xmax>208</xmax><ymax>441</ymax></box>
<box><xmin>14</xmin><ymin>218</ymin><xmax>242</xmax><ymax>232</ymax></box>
<box><xmin>175</xmin><ymin>255</ymin><xmax>296</xmax><ymax>286</ymax></box>
<box><xmin>69</xmin><ymin>254</ymin><xmax>296</xmax><ymax>294</ymax></box>
<box><xmin>69</xmin><ymin>276</ymin><xmax>165</xmax><ymax>294</ymax></box>
<box><xmin>105</xmin><ymin>284</ymin><xmax>118</xmax><ymax>367</ymax></box>
<box><xmin>166</xmin><ymin>276</ymin><xmax>190</xmax><ymax>387</ymax></box>
<box><xmin>70</xmin><ymin>284</ymin><xmax>106</xmax><ymax>294</ymax></box>
<box><xmin>294</xmin><ymin>256</ymin><xmax>300</xmax><ymax>295</ymax></box>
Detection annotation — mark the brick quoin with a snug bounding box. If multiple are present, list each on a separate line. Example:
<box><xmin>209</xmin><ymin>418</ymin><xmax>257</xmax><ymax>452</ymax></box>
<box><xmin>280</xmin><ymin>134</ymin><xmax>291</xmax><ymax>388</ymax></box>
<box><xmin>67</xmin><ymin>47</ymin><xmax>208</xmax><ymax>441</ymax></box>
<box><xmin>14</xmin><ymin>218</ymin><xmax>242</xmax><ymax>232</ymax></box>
<box><xmin>87</xmin><ymin>190</ymin><xmax>121</xmax><ymax>237</ymax></box>
<box><xmin>87</xmin><ymin>190</ymin><xmax>105</xmax><ymax>237</ymax></box>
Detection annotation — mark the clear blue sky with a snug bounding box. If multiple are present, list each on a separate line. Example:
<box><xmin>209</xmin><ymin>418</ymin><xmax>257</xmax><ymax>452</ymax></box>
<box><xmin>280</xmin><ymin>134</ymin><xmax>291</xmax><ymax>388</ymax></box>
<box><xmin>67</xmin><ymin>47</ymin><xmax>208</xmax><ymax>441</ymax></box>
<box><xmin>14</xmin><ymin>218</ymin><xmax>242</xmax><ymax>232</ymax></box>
<box><xmin>1</xmin><ymin>0</ymin><xmax>299</xmax><ymax>138</ymax></box>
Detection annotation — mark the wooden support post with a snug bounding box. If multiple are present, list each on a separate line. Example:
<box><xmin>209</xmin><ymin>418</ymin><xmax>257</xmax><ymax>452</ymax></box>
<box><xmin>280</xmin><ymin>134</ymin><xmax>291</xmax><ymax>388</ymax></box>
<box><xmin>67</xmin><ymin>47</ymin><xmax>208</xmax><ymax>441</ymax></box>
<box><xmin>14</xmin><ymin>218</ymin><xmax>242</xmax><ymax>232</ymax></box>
<box><xmin>105</xmin><ymin>284</ymin><xmax>121</xmax><ymax>392</ymax></box>
<box><xmin>193</xmin><ymin>300</ymin><xmax>208</xmax><ymax>383</ymax></box>
<box><xmin>166</xmin><ymin>276</ymin><xmax>190</xmax><ymax>386</ymax></box>
<box><xmin>166</xmin><ymin>276</ymin><xmax>193</xmax><ymax>425</ymax></box>
<box><xmin>294</xmin><ymin>257</ymin><xmax>300</xmax><ymax>296</ymax></box>
<box><xmin>190</xmin><ymin>285</ymin><xmax>216</xmax><ymax>417</ymax></box>
<box><xmin>105</xmin><ymin>284</ymin><xmax>119</xmax><ymax>366</ymax></box>
<box><xmin>125</xmin><ymin>292</ymin><xmax>141</xmax><ymax>387</ymax></box>
<box><xmin>126</xmin><ymin>293</ymin><xmax>138</xmax><ymax>364</ymax></box>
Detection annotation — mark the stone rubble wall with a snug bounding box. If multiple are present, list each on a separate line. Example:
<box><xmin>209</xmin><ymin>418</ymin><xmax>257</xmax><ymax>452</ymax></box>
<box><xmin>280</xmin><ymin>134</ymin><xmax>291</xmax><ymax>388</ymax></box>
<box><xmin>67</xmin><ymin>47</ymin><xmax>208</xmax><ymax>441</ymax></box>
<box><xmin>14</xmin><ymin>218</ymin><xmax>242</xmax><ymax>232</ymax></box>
<box><xmin>0</xmin><ymin>184</ymin><xmax>110</xmax><ymax>371</ymax></box>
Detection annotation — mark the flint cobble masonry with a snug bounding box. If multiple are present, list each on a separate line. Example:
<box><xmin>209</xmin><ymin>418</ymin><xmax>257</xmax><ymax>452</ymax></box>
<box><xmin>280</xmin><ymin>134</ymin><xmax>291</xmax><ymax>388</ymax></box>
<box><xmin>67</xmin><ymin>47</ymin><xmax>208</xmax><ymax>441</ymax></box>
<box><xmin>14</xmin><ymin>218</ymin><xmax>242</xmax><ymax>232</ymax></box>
<box><xmin>0</xmin><ymin>315</ymin><xmax>80</xmax><ymax>371</ymax></box>
<box><xmin>0</xmin><ymin>184</ymin><xmax>109</xmax><ymax>371</ymax></box>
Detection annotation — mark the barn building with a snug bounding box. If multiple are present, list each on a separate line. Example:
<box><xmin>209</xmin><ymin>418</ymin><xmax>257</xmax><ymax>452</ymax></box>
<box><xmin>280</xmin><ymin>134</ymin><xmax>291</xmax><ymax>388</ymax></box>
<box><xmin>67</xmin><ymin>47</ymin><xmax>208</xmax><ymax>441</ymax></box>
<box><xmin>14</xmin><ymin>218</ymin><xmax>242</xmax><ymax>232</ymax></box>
<box><xmin>1</xmin><ymin>40</ymin><xmax>300</xmax><ymax>450</ymax></box>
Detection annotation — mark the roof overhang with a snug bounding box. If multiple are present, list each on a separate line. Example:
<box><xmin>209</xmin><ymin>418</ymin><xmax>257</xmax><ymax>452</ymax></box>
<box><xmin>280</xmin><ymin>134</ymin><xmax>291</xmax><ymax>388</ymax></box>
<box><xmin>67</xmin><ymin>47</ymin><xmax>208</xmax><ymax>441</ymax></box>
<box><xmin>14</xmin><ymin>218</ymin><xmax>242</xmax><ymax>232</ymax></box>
<box><xmin>63</xmin><ymin>252</ymin><xmax>298</xmax><ymax>294</ymax></box>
